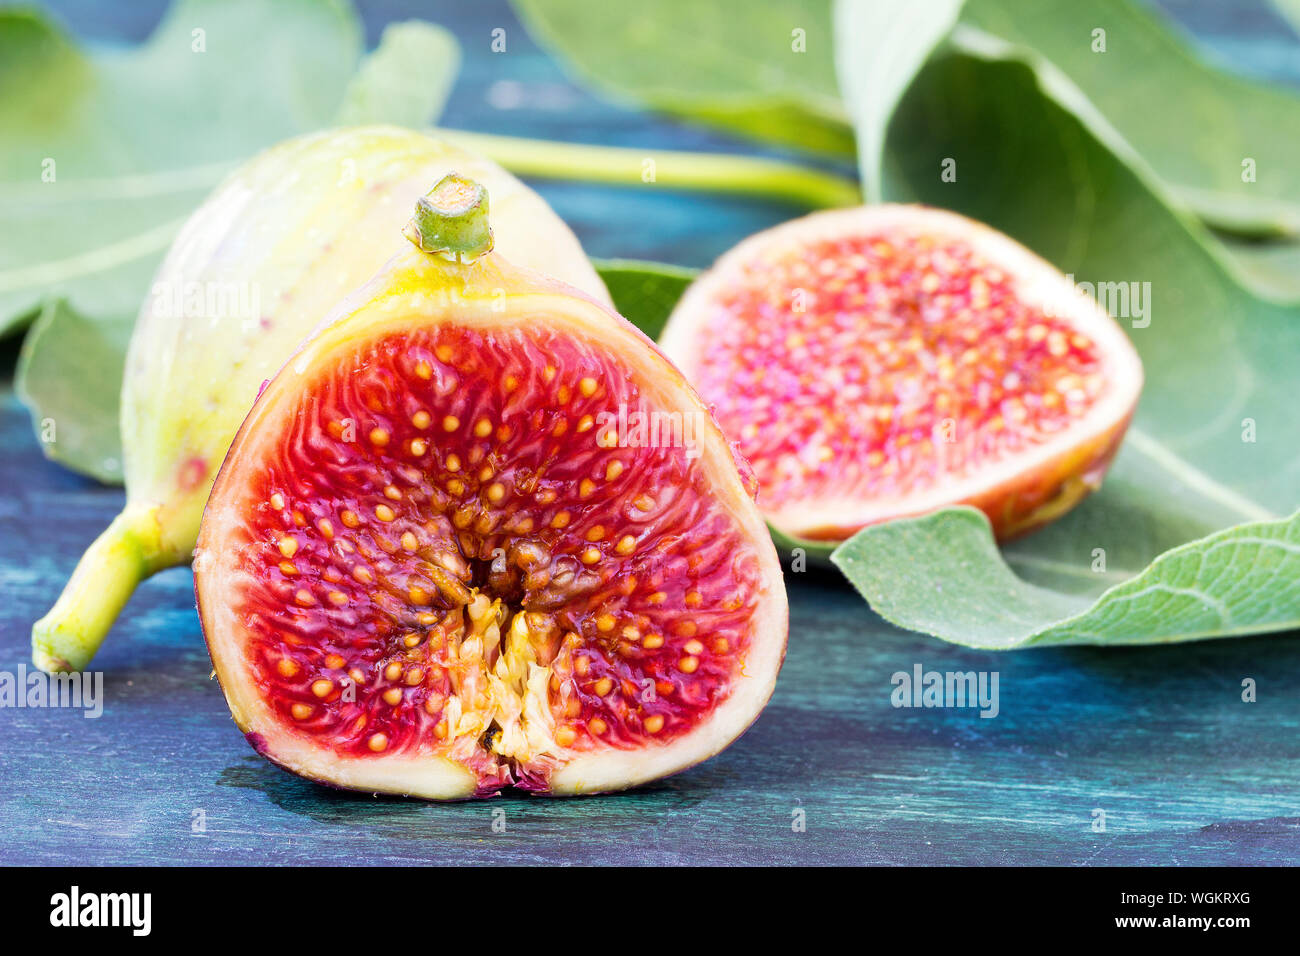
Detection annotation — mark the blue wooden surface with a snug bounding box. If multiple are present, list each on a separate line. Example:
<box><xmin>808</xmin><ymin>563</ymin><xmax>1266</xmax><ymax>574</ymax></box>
<box><xmin>2</xmin><ymin>0</ymin><xmax>1299</xmax><ymax>866</ymax></box>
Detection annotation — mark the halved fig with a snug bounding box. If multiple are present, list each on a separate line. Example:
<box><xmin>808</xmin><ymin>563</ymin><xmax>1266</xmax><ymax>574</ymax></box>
<box><xmin>659</xmin><ymin>205</ymin><xmax>1144</xmax><ymax>542</ymax></box>
<box><xmin>195</xmin><ymin>176</ymin><xmax>787</xmax><ymax>798</ymax></box>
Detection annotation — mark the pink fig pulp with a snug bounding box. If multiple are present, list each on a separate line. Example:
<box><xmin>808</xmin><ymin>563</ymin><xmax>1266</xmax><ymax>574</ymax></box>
<box><xmin>660</xmin><ymin>205</ymin><xmax>1144</xmax><ymax>543</ymax></box>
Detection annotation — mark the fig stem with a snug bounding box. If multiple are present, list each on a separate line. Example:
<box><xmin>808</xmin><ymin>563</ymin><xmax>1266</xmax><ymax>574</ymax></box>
<box><xmin>404</xmin><ymin>173</ymin><xmax>494</xmax><ymax>262</ymax></box>
<box><xmin>441</xmin><ymin>129</ymin><xmax>862</xmax><ymax>209</ymax></box>
<box><xmin>31</xmin><ymin>504</ymin><xmax>165</xmax><ymax>673</ymax></box>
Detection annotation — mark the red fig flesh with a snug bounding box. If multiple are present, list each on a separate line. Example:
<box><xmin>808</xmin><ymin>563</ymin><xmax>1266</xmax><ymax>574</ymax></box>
<box><xmin>659</xmin><ymin>206</ymin><xmax>1144</xmax><ymax>542</ymax></box>
<box><xmin>195</xmin><ymin>178</ymin><xmax>787</xmax><ymax>797</ymax></box>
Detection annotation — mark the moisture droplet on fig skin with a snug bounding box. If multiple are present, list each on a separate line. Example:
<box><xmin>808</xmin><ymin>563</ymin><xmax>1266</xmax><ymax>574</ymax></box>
<box><xmin>659</xmin><ymin>205</ymin><xmax>1144</xmax><ymax>542</ymax></box>
<box><xmin>197</xmin><ymin>228</ymin><xmax>788</xmax><ymax>799</ymax></box>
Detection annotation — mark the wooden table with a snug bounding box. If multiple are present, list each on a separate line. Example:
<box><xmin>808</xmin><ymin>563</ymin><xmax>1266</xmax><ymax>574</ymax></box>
<box><xmin>2</xmin><ymin>0</ymin><xmax>1298</xmax><ymax>865</ymax></box>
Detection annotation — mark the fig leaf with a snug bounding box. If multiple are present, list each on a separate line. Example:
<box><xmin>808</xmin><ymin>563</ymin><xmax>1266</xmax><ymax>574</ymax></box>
<box><xmin>509</xmin><ymin>0</ymin><xmax>855</xmax><ymax>156</ymax></box>
<box><xmin>592</xmin><ymin>258</ymin><xmax>698</xmax><ymax>341</ymax></box>
<box><xmin>334</xmin><ymin>20</ymin><xmax>460</xmax><ymax>128</ymax></box>
<box><xmin>955</xmin><ymin>0</ymin><xmax>1300</xmax><ymax>238</ymax></box>
<box><xmin>0</xmin><ymin>0</ymin><xmax>459</xmax><ymax>340</ymax></box>
<box><xmin>833</xmin><ymin>506</ymin><xmax>1300</xmax><ymax>649</ymax></box>
<box><xmin>836</xmin><ymin>0</ymin><xmax>1300</xmax><ymax>290</ymax></box>
<box><xmin>15</xmin><ymin>300</ymin><xmax>131</xmax><ymax>484</ymax></box>
<box><xmin>1212</xmin><ymin>234</ymin><xmax>1300</xmax><ymax>301</ymax></box>
<box><xmin>514</xmin><ymin>0</ymin><xmax>1300</xmax><ymax>286</ymax></box>
<box><xmin>0</xmin><ymin>0</ymin><xmax>355</xmax><ymax>338</ymax></box>
<box><xmin>829</xmin><ymin>0</ymin><xmax>962</xmax><ymax>203</ymax></box>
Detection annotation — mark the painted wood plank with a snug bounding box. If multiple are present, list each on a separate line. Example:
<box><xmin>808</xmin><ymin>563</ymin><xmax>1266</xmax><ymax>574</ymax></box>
<box><xmin>2</xmin><ymin>0</ymin><xmax>1298</xmax><ymax>866</ymax></box>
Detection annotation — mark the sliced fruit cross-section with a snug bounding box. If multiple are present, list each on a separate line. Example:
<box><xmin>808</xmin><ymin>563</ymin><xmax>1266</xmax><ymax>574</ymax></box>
<box><xmin>196</xmin><ymin>176</ymin><xmax>787</xmax><ymax>798</ymax></box>
<box><xmin>659</xmin><ymin>205</ymin><xmax>1144</xmax><ymax>542</ymax></box>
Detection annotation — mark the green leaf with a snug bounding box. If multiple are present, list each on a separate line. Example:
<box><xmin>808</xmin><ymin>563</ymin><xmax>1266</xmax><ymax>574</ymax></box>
<box><xmin>837</xmin><ymin>0</ymin><xmax>1300</xmax><ymax>235</ymax></box>
<box><xmin>831</xmin><ymin>0</ymin><xmax>963</xmax><ymax>201</ymax></box>
<box><xmin>1214</xmin><ymin>235</ymin><xmax>1300</xmax><ymax>301</ymax></box>
<box><xmin>509</xmin><ymin>0</ymin><xmax>855</xmax><ymax>156</ymax></box>
<box><xmin>10</xmin><ymin>2</ymin><xmax>462</xmax><ymax>481</ymax></box>
<box><xmin>594</xmin><ymin>258</ymin><xmax>698</xmax><ymax>340</ymax></box>
<box><xmin>834</xmin><ymin>0</ymin><xmax>1300</xmax><ymax>291</ymax></box>
<box><xmin>15</xmin><ymin>300</ymin><xmax>132</xmax><ymax>483</ymax></box>
<box><xmin>955</xmin><ymin>0</ymin><xmax>1300</xmax><ymax>237</ymax></box>
<box><xmin>829</xmin><ymin>37</ymin><xmax>1300</xmax><ymax>645</ymax></box>
<box><xmin>1272</xmin><ymin>0</ymin><xmax>1300</xmax><ymax>34</ymax></box>
<box><xmin>767</xmin><ymin>526</ymin><xmax>837</xmax><ymax>565</ymax></box>
<box><xmin>0</xmin><ymin>0</ymin><xmax>367</xmax><ymax>338</ymax></box>
<box><xmin>833</xmin><ymin>506</ymin><xmax>1300</xmax><ymax>648</ymax></box>
<box><xmin>334</xmin><ymin>21</ymin><xmax>460</xmax><ymax>127</ymax></box>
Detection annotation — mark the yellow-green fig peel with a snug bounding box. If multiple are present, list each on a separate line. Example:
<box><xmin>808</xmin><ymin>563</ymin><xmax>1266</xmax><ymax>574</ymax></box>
<box><xmin>32</xmin><ymin>126</ymin><xmax>610</xmax><ymax>673</ymax></box>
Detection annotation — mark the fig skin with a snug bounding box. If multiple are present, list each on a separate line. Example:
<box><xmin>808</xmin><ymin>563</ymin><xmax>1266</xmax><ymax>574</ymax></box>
<box><xmin>33</xmin><ymin>127</ymin><xmax>610</xmax><ymax>673</ymax></box>
<box><xmin>195</xmin><ymin>177</ymin><xmax>788</xmax><ymax>798</ymax></box>
<box><xmin>659</xmin><ymin>204</ymin><xmax>1144</xmax><ymax>544</ymax></box>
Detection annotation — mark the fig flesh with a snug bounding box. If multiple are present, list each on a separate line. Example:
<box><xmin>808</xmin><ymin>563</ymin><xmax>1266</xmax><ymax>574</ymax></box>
<box><xmin>33</xmin><ymin>126</ymin><xmax>610</xmax><ymax>672</ymax></box>
<box><xmin>659</xmin><ymin>205</ymin><xmax>1144</xmax><ymax>542</ymax></box>
<box><xmin>195</xmin><ymin>176</ymin><xmax>788</xmax><ymax>798</ymax></box>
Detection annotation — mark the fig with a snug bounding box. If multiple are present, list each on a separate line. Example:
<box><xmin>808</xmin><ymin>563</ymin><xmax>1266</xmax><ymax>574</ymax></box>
<box><xmin>33</xmin><ymin>126</ymin><xmax>610</xmax><ymax>673</ymax></box>
<box><xmin>194</xmin><ymin>175</ymin><xmax>787</xmax><ymax>798</ymax></box>
<box><xmin>659</xmin><ymin>205</ymin><xmax>1144</xmax><ymax>543</ymax></box>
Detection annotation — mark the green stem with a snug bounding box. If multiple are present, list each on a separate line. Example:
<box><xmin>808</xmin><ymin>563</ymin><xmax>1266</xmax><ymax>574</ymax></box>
<box><xmin>442</xmin><ymin>129</ymin><xmax>862</xmax><ymax>209</ymax></box>
<box><xmin>32</xmin><ymin>504</ymin><xmax>166</xmax><ymax>672</ymax></box>
<box><xmin>405</xmin><ymin>173</ymin><xmax>495</xmax><ymax>261</ymax></box>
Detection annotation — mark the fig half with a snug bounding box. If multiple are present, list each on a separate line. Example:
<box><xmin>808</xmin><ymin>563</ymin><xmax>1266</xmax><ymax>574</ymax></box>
<box><xmin>659</xmin><ymin>205</ymin><xmax>1144</xmax><ymax>542</ymax></box>
<box><xmin>32</xmin><ymin>126</ymin><xmax>611</xmax><ymax>673</ymax></box>
<box><xmin>195</xmin><ymin>176</ymin><xmax>788</xmax><ymax>797</ymax></box>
